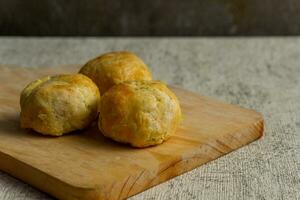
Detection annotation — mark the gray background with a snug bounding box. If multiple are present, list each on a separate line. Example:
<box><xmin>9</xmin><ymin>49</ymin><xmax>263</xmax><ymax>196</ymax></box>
<box><xmin>0</xmin><ymin>37</ymin><xmax>299</xmax><ymax>199</ymax></box>
<box><xmin>1</xmin><ymin>0</ymin><xmax>300</xmax><ymax>36</ymax></box>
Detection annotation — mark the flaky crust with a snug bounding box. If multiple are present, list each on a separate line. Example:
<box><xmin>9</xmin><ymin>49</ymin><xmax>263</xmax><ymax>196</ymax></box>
<box><xmin>79</xmin><ymin>51</ymin><xmax>152</xmax><ymax>94</ymax></box>
<box><xmin>98</xmin><ymin>80</ymin><xmax>182</xmax><ymax>147</ymax></box>
<box><xmin>20</xmin><ymin>74</ymin><xmax>100</xmax><ymax>136</ymax></box>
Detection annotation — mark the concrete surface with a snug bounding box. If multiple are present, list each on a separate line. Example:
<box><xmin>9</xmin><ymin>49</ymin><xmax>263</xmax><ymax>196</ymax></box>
<box><xmin>2</xmin><ymin>0</ymin><xmax>300</xmax><ymax>36</ymax></box>
<box><xmin>0</xmin><ymin>37</ymin><xmax>299</xmax><ymax>199</ymax></box>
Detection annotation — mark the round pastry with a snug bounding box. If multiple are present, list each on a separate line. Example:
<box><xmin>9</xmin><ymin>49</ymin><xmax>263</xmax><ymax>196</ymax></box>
<box><xmin>79</xmin><ymin>51</ymin><xmax>152</xmax><ymax>94</ymax></box>
<box><xmin>20</xmin><ymin>74</ymin><xmax>100</xmax><ymax>136</ymax></box>
<box><xmin>98</xmin><ymin>80</ymin><xmax>182</xmax><ymax>147</ymax></box>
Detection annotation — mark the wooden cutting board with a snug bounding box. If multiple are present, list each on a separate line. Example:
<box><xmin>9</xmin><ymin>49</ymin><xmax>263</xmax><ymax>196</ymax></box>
<box><xmin>0</xmin><ymin>65</ymin><xmax>264</xmax><ymax>200</ymax></box>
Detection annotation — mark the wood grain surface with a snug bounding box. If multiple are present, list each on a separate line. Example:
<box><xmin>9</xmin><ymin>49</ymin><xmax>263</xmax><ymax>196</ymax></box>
<box><xmin>0</xmin><ymin>65</ymin><xmax>264</xmax><ymax>200</ymax></box>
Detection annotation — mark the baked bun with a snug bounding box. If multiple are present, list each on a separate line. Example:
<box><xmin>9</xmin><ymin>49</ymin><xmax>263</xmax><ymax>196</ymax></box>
<box><xmin>98</xmin><ymin>80</ymin><xmax>182</xmax><ymax>147</ymax></box>
<box><xmin>79</xmin><ymin>51</ymin><xmax>152</xmax><ymax>94</ymax></box>
<box><xmin>20</xmin><ymin>74</ymin><xmax>100</xmax><ymax>136</ymax></box>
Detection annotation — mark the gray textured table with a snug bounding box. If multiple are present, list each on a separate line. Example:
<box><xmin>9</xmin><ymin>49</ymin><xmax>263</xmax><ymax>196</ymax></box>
<box><xmin>0</xmin><ymin>37</ymin><xmax>299</xmax><ymax>200</ymax></box>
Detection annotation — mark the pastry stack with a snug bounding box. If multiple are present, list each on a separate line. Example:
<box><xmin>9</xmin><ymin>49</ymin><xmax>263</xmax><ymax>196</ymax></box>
<box><xmin>20</xmin><ymin>51</ymin><xmax>182</xmax><ymax>148</ymax></box>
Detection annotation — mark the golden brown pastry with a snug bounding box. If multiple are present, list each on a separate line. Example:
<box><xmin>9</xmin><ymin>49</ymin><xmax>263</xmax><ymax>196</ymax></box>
<box><xmin>20</xmin><ymin>74</ymin><xmax>100</xmax><ymax>136</ymax></box>
<box><xmin>79</xmin><ymin>51</ymin><xmax>152</xmax><ymax>94</ymax></box>
<box><xmin>98</xmin><ymin>80</ymin><xmax>182</xmax><ymax>147</ymax></box>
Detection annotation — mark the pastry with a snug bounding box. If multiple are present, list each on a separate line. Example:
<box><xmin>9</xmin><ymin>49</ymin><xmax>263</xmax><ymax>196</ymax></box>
<box><xmin>20</xmin><ymin>74</ymin><xmax>100</xmax><ymax>136</ymax></box>
<box><xmin>79</xmin><ymin>51</ymin><xmax>152</xmax><ymax>94</ymax></box>
<box><xmin>98</xmin><ymin>80</ymin><xmax>182</xmax><ymax>147</ymax></box>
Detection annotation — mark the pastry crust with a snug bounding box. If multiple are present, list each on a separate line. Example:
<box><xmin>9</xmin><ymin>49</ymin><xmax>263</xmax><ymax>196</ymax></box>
<box><xmin>98</xmin><ymin>80</ymin><xmax>182</xmax><ymax>147</ymax></box>
<box><xmin>20</xmin><ymin>74</ymin><xmax>100</xmax><ymax>136</ymax></box>
<box><xmin>79</xmin><ymin>51</ymin><xmax>152</xmax><ymax>94</ymax></box>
